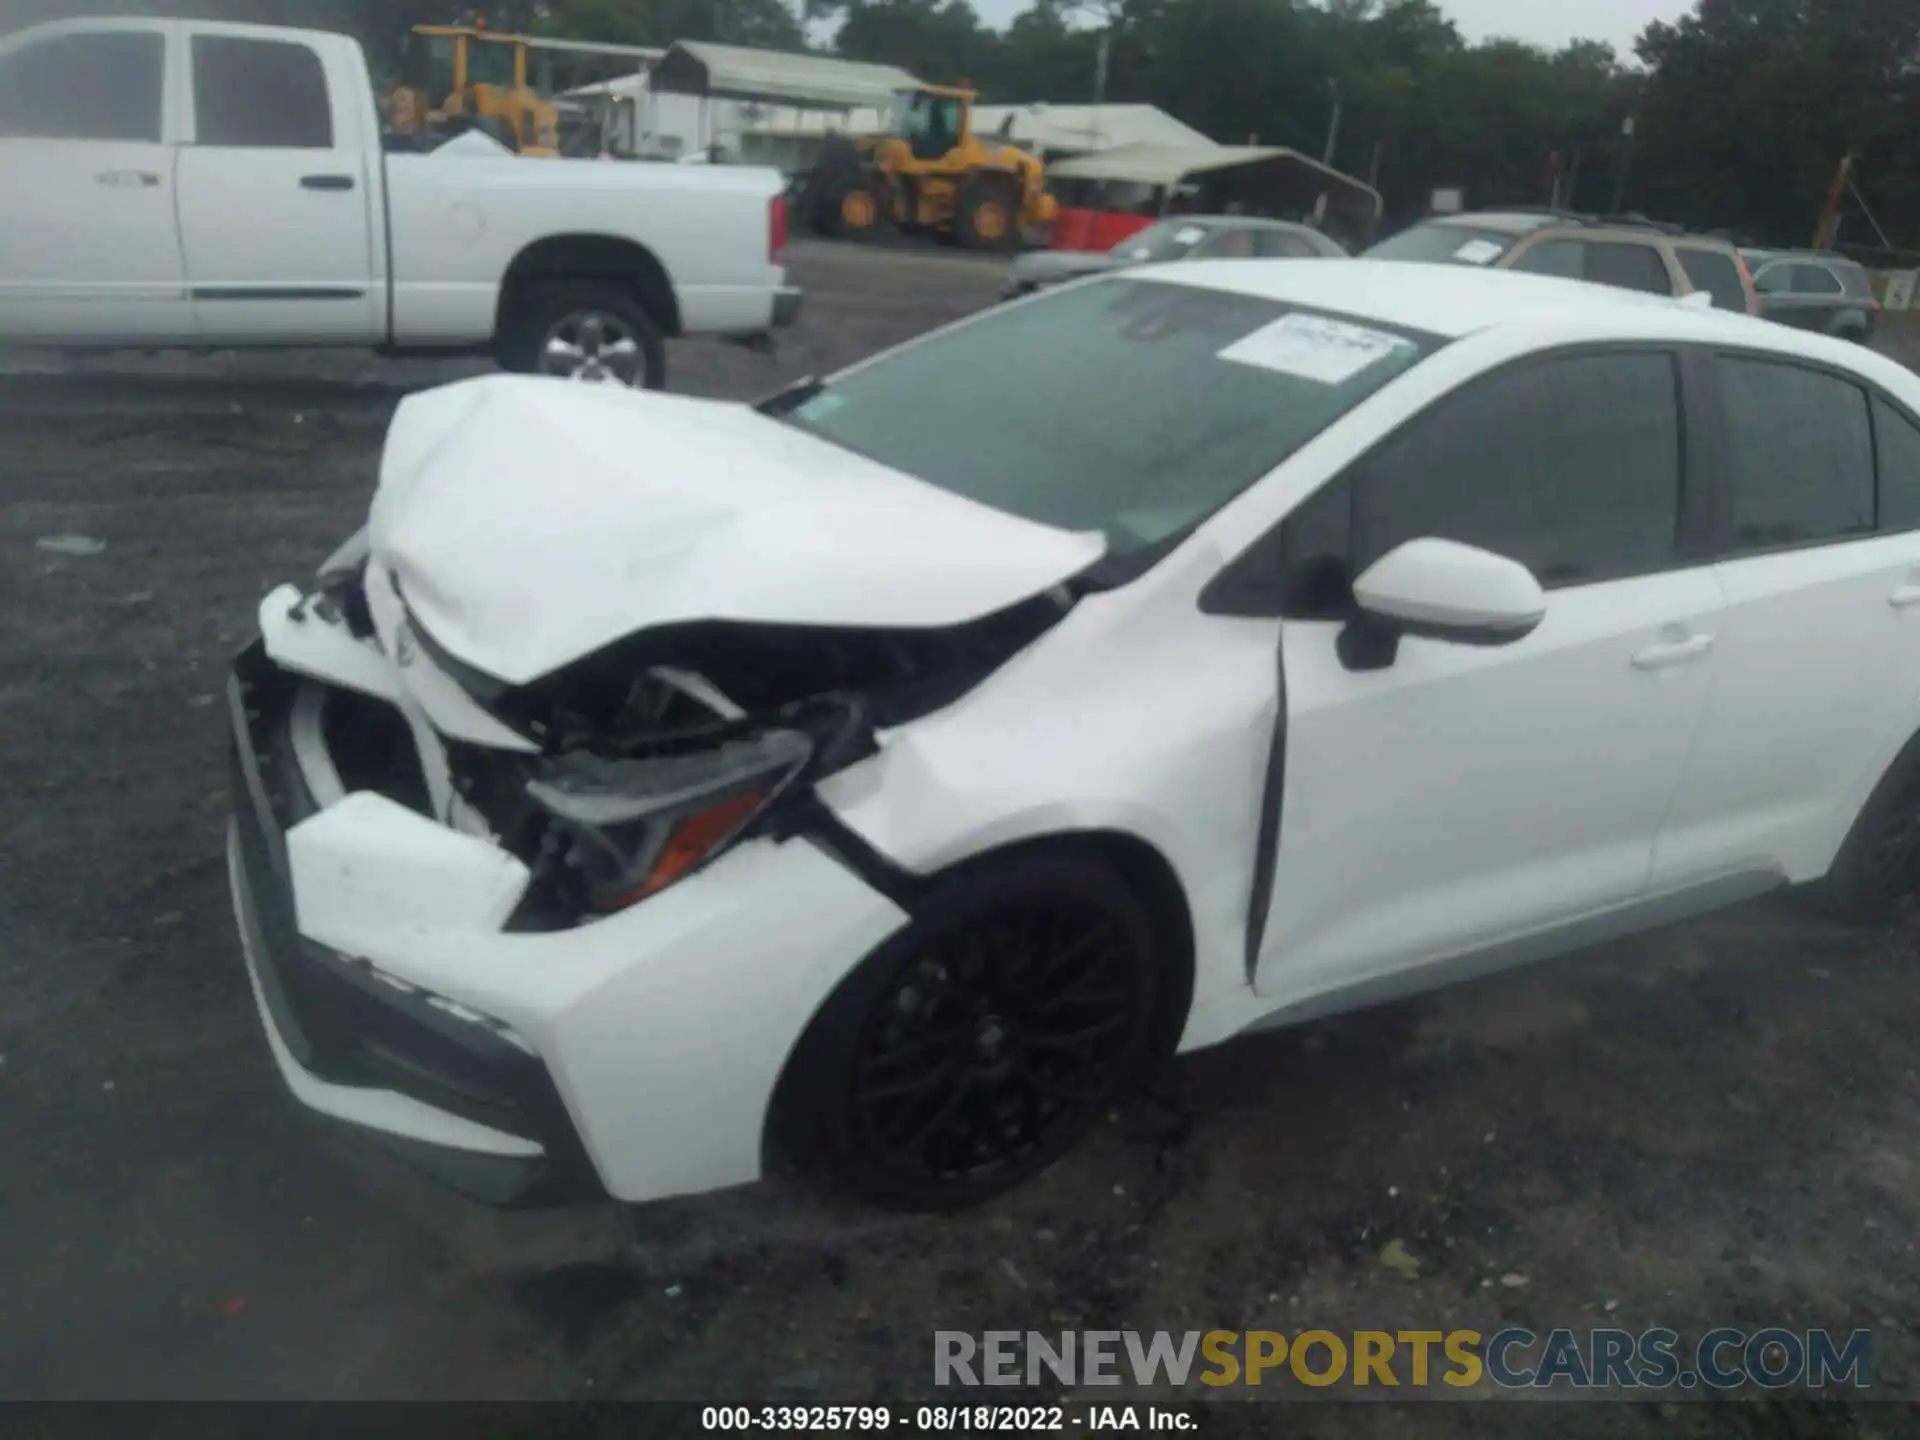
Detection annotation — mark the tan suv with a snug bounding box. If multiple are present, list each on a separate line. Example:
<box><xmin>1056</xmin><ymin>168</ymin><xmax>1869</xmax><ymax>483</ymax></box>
<box><xmin>1363</xmin><ymin>208</ymin><xmax>1762</xmax><ymax>315</ymax></box>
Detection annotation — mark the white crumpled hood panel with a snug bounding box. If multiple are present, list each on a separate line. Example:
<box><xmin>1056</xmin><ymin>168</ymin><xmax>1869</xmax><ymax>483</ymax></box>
<box><xmin>367</xmin><ymin>375</ymin><xmax>1106</xmax><ymax>686</ymax></box>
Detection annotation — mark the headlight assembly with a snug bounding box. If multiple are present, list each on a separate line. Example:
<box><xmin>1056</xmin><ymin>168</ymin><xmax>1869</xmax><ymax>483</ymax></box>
<box><xmin>524</xmin><ymin>728</ymin><xmax>813</xmax><ymax>912</ymax></box>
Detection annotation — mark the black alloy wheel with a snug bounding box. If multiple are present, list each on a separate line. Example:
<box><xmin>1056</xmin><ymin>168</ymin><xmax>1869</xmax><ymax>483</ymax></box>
<box><xmin>795</xmin><ymin>856</ymin><xmax>1164</xmax><ymax>1209</ymax></box>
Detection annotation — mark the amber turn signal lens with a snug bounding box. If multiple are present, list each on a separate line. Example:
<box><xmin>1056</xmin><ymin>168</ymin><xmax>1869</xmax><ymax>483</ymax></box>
<box><xmin>608</xmin><ymin>790</ymin><xmax>767</xmax><ymax>909</ymax></box>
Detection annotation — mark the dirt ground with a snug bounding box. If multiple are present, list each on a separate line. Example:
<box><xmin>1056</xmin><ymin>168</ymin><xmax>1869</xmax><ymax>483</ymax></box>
<box><xmin>3</xmin><ymin>244</ymin><xmax>1920</xmax><ymax>1432</ymax></box>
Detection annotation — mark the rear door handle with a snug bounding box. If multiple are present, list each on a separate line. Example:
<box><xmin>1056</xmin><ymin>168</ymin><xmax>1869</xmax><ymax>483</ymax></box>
<box><xmin>97</xmin><ymin>170</ymin><xmax>160</xmax><ymax>188</ymax></box>
<box><xmin>1889</xmin><ymin>585</ymin><xmax>1920</xmax><ymax>610</ymax></box>
<box><xmin>1631</xmin><ymin>634</ymin><xmax>1715</xmax><ymax>671</ymax></box>
<box><xmin>301</xmin><ymin>174</ymin><xmax>355</xmax><ymax>191</ymax></box>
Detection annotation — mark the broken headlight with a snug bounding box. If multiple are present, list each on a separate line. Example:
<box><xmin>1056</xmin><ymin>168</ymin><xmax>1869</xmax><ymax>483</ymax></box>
<box><xmin>524</xmin><ymin>727</ymin><xmax>812</xmax><ymax>912</ymax></box>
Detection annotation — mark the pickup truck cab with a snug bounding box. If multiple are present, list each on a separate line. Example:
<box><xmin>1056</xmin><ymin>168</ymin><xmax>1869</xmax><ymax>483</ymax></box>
<box><xmin>0</xmin><ymin>17</ymin><xmax>800</xmax><ymax>388</ymax></box>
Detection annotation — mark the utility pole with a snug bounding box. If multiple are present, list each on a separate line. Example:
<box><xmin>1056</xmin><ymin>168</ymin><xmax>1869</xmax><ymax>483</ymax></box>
<box><xmin>1094</xmin><ymin>29</ymin><xmax>1110</xmax><ymax>148</ymax></box>
<box><xmin>1322</xmin><ymin>78</ymin><xmax>1342</xmax><ymax>167</ymax></box>
<box><xmin>1609</xmin><ymin>113</ymin><xmax>1635</xmax><ymax>213</ymax></box>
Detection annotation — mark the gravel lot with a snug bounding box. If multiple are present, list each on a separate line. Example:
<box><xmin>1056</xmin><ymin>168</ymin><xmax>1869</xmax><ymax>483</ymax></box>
<box><xmin>3</xmin><ymin>243</ymin><xmax>1920</xmax><ymax>1432</ymax></box>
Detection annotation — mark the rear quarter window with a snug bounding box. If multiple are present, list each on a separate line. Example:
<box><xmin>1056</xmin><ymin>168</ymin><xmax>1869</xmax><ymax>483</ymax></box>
<box><xmin>1676</xmin><ymin>248</ymin><xmax>1749</xmax><ymax>311</ymax></box>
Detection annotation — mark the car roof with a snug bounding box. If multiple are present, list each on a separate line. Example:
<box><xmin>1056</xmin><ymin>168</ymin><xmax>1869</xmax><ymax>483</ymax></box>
<box><xmin>1424</xmin><ymin>212</ymin><xmax>1560</xmax><ymax>235</ymax></box>
<box><xmin>1747</xmin><ymin>249</ymin><xmax>1861</xmax><ymax>268</ymax></box>
<box><xmin>1125</xmin><ymin>257</ymin><xmax>1830</xmax><ymax>347</ymax></box>
<box><xmin>1421</xmin><ymin>210</ymin><xmax>1740</xmax><ymax>250</ymax></box>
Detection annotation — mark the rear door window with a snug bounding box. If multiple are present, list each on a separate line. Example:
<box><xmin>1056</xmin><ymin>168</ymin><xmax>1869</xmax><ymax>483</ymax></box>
<box><xmin>192</xmin><ymin>35</ymin><xmax>333</xmax><ymax>148</ymax></box>
<box><xmin>1716</xmin><ymin>355</ymin><xmax>1874</xmax><ymax>549</ymax></box>
<box><xmin>1586</xmin><ymin>242</ymin><xmax>1673</xmax><ymax>295</ymax></box>
<box><xmin>0</xmin><ymin>30</ymin><xmax>165</xmax><ymax>142</ymax></box>
<box><xmin>1788</xmin><ymin>263</ymin><xmax>1843</xmax><ymax>296</ymax></box>
<box><xmin>1676</xmin><ymin>248</ymin><xmax>1748</xmax><ymax>310</ymax></box>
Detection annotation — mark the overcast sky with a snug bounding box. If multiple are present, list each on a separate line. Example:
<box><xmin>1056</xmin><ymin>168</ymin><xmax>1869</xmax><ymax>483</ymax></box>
<box><xmin>967</xmin><ymin>0</ymin><xmax>1697</xmax><ymax>57</ymax></box>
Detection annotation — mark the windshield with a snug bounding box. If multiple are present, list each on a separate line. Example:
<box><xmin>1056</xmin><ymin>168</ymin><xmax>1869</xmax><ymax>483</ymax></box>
<box><xmin>780</xmin><ymin>278</ymin><xmax>1435</xmax><ymax>559</ymax></box>
<box><xmin>1111</xmin><ymin>220</ymin><xmax>1216</xmax><ymax>262</ymax></box>
<box><xmin>1364</xmin><ymin>222</ymin><xmax>1518</xmax><ymax>268</ymax></box>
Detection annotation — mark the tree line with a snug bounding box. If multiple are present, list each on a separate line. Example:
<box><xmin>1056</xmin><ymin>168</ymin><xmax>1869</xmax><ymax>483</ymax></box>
<box><xmin>9</xmin><ymin>0</ymin><xmax>1916</xmax><ymax>251</ymax></box>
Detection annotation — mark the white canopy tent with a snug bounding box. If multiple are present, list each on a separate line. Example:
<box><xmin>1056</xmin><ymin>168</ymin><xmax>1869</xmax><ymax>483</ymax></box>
<box><xmin>651</xmin><ymin>42</ymin><xmax>923</xmax><ymax>110</ymax></box>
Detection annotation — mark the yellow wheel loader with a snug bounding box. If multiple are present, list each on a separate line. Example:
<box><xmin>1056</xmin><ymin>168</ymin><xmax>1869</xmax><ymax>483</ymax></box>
<box><xmin>387</xmin><ymin>21</ymin><xmax>562</xmax><ymax>157</ymax></box>
<box><xmin>799</xmin><ymin>85</ymin><xmax>1057</xmax><ymax>251</ymax></box>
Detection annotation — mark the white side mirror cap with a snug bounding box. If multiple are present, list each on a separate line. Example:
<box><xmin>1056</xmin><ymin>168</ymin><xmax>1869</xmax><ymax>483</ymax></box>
<box><xmin>1352</xmin><ymin>537</ymin><xmax>1546</xmax><ymax>641</ymax></box>
<box><xmin>1679</xmin><ymin>290</ymin><xmax>1715</xmax><ymax>310</ymax></box>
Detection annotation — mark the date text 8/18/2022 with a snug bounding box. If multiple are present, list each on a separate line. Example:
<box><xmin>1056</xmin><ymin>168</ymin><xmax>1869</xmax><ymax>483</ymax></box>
<box><xmin>700</xmin><ymin>1405</ymin><xmax>1200</xmax><ymax>1431</ymax></box>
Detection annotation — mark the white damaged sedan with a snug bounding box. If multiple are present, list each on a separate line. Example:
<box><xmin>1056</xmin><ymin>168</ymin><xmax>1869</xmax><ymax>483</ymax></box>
<box><xmin>230</xmin><ymin>260</ymin><xmax>1920</xmax><ymax>1210</ymax></box>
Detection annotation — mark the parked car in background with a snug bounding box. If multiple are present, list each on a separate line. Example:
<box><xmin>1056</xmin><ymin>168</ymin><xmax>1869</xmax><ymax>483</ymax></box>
<box><xmin>0</xmin><ymin>16</ymin><xmax>799</xmax><ymax>389</ymax></box>
<box><xmin>231</xmin><ymin>261</ymin><xmax>1920</xmax><ymax>1214</ymax></box>
<box><xmin>1742</xmin><ymin>249</ymin><xmax>1880</xmax><ymax>342</ymax></box>
<box><xmin>1364</xmin><ymin>208</ymin><xmax>1759</xmax><ymax>314</ymax></box>
<box><xmin>1002</xmin><ymin>216</ymin><xmax>1346</xmax><ymax>300</ymax></box>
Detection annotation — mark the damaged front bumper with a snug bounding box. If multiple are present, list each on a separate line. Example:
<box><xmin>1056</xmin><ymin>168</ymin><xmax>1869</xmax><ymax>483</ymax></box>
<box><xmin>225</xmin><ymin>589</ymin><xmax>911</xmax><ymax>1208</ymax></box>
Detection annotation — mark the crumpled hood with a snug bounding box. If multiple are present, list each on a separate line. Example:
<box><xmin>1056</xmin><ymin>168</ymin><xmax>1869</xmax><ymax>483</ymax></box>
<box><xmin>1009</xmin><ymin>250</ymin><xmax>1129</xmax><ymax>287</ymax></box>
<box><xmin>367</xmin><ymin>375</ymin><xmax>1107</xmax><ymax>687</ymax></box>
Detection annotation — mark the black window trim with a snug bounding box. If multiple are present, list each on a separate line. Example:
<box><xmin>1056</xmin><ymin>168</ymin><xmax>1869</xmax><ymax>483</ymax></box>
<box><xmin>1201</xmin><ymin>339</ymin><xmax>1709</xmax><ymax>618</ymax></box>
<box><xmin>1697</xmin><ymin>344</ymin><xmax>1883</xmax><ymax>562</ymax></box>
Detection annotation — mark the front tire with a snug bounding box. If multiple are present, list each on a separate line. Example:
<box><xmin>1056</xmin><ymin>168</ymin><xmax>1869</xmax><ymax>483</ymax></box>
<box><xmin>955</xmin><ymin>173</ymin><xmax>1022</xmax><ymax>252</ymax></box>
<box><xmin>788</xmin><ymin>854</ymin><xmax>1166</xmax><ymax>1210</ymax></box>
<box><xmin>497</xmin><ymin>279</ymin><xmax>667</xmax><ymax>390</ymax></box>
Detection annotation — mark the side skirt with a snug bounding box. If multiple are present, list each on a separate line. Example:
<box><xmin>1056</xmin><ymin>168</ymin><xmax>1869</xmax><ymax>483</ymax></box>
<box><xmin>1237</xmin><ymin>868</ymin><xmax>1787</xmax><ymax>1038</ymax></box>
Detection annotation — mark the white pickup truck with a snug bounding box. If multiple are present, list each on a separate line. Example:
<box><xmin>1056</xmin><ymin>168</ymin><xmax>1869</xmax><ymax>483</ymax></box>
<box><xmin>0</xmin><ymin>16</ymin><xmax>800</xmax><ymax>388</ymax></box>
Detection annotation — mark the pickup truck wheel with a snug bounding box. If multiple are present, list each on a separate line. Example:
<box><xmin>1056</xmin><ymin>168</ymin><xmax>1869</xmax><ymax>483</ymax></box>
<box><xmin>502</xmin><ymin>281</ymin><xmax>667</xmax><ymax>390</ymax></box>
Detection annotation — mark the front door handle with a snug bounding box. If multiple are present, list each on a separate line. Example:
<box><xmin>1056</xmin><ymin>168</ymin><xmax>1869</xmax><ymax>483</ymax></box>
<box><xmin>1631</xmin><ymin>634</ymin><xmax>1715</xmax><ymax>671</ymax></box>
<box><xmin>97</xmin><ymin>170</ymin><xmax>160</xmax><ymax>188</ymax></box>
<box><xmin>1889</xmin><ymin>585</ymin><xmax>1920</xmax><ymax>610</ymax></box>
<box><xmin>301</xmin><ymin>174</ymin><xmax>355</xmax><ymax>191</ymax></box>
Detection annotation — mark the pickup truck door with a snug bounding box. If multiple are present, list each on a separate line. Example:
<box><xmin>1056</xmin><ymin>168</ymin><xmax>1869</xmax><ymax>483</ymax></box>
<box><xmin>175</xmin><ymin>28</ymin><xmax>382</xmax><ymax>343</ymax></box>
<box><xmin>0</xmin><ymin>20</ymin><xmax>193</xmax><ymax>343</ymax></box>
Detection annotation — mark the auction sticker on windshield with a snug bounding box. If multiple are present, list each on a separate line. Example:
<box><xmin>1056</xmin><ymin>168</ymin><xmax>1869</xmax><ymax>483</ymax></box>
<box><xmin>1218</xmin><ymin>313</ymin><xmax>1413</xmax><ymax>385</ymax></box>
<box><xmin>1452</xmin><ymin>237</ymin><xmax>1504</xmax><ymax>265</ymax></box>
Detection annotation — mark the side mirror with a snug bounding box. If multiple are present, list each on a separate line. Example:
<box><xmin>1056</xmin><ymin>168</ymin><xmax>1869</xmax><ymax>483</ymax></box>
<box><xmin>1679</xmin><ymin>290</ymin><xmax>1714</xmax><ymax>310</ymax></box>
<box><xmin>1341</xmin><ymin>538</ymin><xmax>1545</xmax><ymax>668</ymax></box>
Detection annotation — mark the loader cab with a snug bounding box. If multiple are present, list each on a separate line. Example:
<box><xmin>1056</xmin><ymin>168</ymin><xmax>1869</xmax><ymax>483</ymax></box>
<box><xmin>888</xmin><ymin>85</ymin><xmax>972</xmax><ymax>164</ymax></box>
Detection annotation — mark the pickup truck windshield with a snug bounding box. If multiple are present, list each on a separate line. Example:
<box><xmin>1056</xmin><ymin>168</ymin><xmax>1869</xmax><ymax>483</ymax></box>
<box><xmin>782</xmin><ymin>278</ymin><xmax>1434</xmax><ymax>556</ymax></box>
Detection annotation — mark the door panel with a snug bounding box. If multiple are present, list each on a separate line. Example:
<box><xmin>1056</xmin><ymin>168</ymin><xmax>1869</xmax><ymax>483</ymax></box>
<box><xmin>0</xmin><ymin>24</ymin><xmax>191</xmax><ymax>342</ymax></box>
<box><xmin>1250</xmin><ymin>346</ymin><xmax>1719</xmax><ymax>999</ymax></box>
<box><xmin>1653</xmin><ymin>361</ymin><xmax>1920</xmax><ymax>886</ymax></box>
<box><xmin>176</xmin><ymin>32</ymin><xmax>379</xmax><ymax>342</ymax></box>
<box><xmin>1652</xmin><ymin>538</ymin><xmax>1920</xmax><ymax>884</ymax></box>
<box><xmin>1263</xmin><ymin>572</ymin><xmax>1722</xmax><ymax>996</ymax></box>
